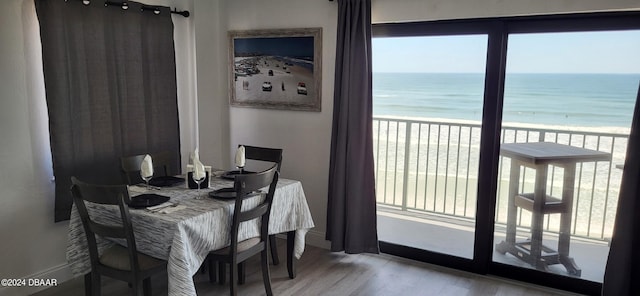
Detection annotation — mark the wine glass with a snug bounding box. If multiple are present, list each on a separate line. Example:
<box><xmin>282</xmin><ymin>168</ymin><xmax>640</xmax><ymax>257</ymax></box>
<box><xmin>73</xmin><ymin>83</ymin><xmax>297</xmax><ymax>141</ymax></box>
<box><xmin>141</xmin><ymin>171</ymin><xmax>153</xmax><ymax>190</ymax></box>
<box><xmin>192</xmin><ymin>172</ymin><xmax>205</xmax><ymax>199</ymax></box>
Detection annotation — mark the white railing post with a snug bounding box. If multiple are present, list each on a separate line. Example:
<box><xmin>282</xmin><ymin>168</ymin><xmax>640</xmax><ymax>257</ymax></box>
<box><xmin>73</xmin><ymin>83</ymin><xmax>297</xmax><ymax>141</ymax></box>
<box><xmin>401</xmin><ymin>123</ymin><xmax>412</xmax><ymax>211</ymax></box>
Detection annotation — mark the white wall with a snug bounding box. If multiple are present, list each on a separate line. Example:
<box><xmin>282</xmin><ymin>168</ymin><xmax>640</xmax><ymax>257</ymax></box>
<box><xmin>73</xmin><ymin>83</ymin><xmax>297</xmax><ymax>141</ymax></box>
<box><xmin>193</xmin><ymin>0</ymin><xmax>231</xmax><ymax>168</ymax></box>
<box><xmin>223</xmin><ymin>0</ymin><xmax>337</xmax><ymax>248</ymax></box>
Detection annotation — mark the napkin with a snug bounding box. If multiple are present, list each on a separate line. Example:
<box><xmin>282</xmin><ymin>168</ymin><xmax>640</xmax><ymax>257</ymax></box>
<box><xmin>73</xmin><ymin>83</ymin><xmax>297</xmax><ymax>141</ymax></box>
<box><xmin>235</xmin><ymin>145</ymin><xmax>246</xmax><ymax>168</ymax></box>
<box><xmin>128</xmin><ymin>185</ymin><xmax>147</xmax><ymax>194</ymax></box>
<box><xmin>146</xmin><ymin>202</ymin><xmax>187</xmax><ymax>214</ymax></box>
<box><xmin>140</xmin><ymin>154</ymin><xmax>154</xmax><ymax>179</ymax></box>
<box><xmin>146</xmin><ymin>202</ymin><xmax>174</xmax><ymax>211</ymax></box>
<box><xmin>159</xmin><ymin>204</ymin><xmax>186</xmax><ymax>214</ymax></box>
<box><xmin>193</xmin><ymin>148</ymin><xmax>206</xmax><ymax>181</ymax></box>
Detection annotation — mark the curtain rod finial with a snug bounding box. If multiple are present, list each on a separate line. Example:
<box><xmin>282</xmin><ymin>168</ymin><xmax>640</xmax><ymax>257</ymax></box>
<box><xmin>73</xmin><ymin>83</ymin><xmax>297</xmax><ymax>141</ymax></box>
<box><xmin>172</xmin><ymin>8</ymin><xmax>190</xmax><ymax>17</ymax></box>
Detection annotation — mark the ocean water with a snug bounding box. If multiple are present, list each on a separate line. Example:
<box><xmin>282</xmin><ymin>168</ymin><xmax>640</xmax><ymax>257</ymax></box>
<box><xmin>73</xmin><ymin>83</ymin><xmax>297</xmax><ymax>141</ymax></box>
<box><xmin>373</xmin><ymin>73</ymin><xmax>640</xmax><ymax>128</ymax></box>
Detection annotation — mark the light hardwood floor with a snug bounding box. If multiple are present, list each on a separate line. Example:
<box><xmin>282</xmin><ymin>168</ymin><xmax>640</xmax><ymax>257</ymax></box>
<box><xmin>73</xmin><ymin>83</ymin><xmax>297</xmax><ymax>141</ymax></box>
<box><xmin>33</xmin><ymin>240</ymin><xmax>581</xmax><ymax>296</ymax></box>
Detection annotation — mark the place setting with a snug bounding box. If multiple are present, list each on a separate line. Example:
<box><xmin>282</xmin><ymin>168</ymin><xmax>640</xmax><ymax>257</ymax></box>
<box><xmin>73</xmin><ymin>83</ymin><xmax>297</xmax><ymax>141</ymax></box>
<box><xmin>125</xmin><ymin>146</ymin><xmax>263</xmax><ymax>212</ymax></box>
<box><xmin>128</xmin><ymin>154</ymin><xmax>185</xmax><ymax>213</ymax></box>
<box><xmin>188</xmin><ymin>147</ymin><xmax>209</xmax><ymax>200</ymax></box>
<box><xmin>208</xmin><ymin>145</ymin><xmax>256</xmax><ymax>200</ymax></box>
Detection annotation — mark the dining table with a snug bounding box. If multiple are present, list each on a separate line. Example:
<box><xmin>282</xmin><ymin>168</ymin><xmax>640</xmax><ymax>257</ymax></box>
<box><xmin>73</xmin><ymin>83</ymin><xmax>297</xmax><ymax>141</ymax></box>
<box><xmin>66</xmin><ymin>174</ymin><xmax>315</xmax><ymax>296</ymax></box>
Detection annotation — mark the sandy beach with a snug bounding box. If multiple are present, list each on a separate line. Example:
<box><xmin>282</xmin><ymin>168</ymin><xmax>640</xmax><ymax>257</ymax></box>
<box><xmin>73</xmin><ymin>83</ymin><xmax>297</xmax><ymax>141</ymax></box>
<box><xmin>233</xmin><ymin>56</ymin><xmax>315</xmax><ymax>105</ymax></box>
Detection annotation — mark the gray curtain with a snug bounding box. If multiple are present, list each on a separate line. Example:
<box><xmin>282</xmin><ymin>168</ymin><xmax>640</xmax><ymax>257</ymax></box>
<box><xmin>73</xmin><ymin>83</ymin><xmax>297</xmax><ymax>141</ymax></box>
<box><xmin>35</xmin><ymin>0</ymin><xmax>181</xmax><ymax>222</ymax></box>
<box><xmin>602</xmin><ymin>84</ymin><xmax>640</xmax><ymax>295</ymax></box>
<box><xmin>326</xmin><ymin>0</ymin><xmax>379</xmax><ymax>253</ymax></box>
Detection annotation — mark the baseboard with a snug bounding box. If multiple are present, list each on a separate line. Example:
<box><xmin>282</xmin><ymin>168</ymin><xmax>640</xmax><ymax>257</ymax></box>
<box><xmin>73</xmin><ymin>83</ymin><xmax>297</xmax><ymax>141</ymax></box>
<box><xmin>275</xmin><ymin>229</ymin><xmax>330</xmax><ymax>250</ymax></box>
<box><xmin>304</xmin><ymin>229</ymin><xmax>330</xmax><ymax>250</ymax></box>
<box><xmin>0</xmin><ymin>263</ymin><xmax>74</xmax><ymax>296</ymax></box>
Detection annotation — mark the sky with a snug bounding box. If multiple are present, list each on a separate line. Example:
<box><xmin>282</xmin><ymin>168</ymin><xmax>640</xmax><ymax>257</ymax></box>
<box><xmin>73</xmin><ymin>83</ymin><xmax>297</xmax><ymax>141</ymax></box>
<box><xmin>373</xmin><ymin>30</ymin><xmax>640</xmax><ymax>74</ymax></box>
<box><xmin>234</xmin><ymin>36</ymin><xmax>314</xmax><ymax>58</ymax></box>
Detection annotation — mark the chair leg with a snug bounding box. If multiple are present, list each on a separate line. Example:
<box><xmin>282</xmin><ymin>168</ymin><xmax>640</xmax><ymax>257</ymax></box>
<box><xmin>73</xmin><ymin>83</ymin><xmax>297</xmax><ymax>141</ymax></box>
<box><xmin>84</xmin><ymin>273</ymin><xmax>92</xmax><ymax>296</ymax></box>
<box><xmin>218</xmin><ymin>262</ymin><xmax>226</xmax><ymax>285</ymax></box>
<box><xmin>261</xmin><ymin>250</ymin><xmax>273</xmax><ymax>296</ymax></box>
<box><xmin>208</xmin><ymin>259</ymin><xmax>217</xmax><ymax>283</ymax></box>
<box><xmin>269</xmin><ymin>235</ymin><xmax>280</xmax><ymax>265</ymax></box>
<box><xmin>229</xmin><ymin>263</ymin><xmax>237</xmax><ymax>296</ymax></box>
<box><xmin>130</xmin><ymin>280</ymin><xmax>141</xmax><ymax>296</ymax></box>
<box><xmin>143</xmin><ymin>278</ymin><xmax>152</xmax><ymax>296</ymax></box>
<box><xmin>90</xmin><ymin>272</ymin><xmax>101</xmax><ymax>296</ymax></box>
<box><xmin>238</xmin><ymin>262</ymin><xmax>245</xmax><ymax>285</ymax></box>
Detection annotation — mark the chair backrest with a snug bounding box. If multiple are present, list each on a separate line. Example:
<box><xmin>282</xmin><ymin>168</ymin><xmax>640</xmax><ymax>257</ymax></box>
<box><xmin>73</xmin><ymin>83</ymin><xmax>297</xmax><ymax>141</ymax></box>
<box><xmin>229</xmin><ymin>165</ymin><xmax>279</xmax><ymax>253</ymax></box>
<box><xmin>241</xmin><ymin>145</ymin><xmax>283</xmax><ymax>171</ymax></box>
<box><xmin>70</xmin><ymin>177</ymin><xmax>141</xmax><ymax>272</ymax></box>
<box><xmin>120</xmin><ymin>151</ymin><xmax>171</xmax><ymax>185</ymax></box>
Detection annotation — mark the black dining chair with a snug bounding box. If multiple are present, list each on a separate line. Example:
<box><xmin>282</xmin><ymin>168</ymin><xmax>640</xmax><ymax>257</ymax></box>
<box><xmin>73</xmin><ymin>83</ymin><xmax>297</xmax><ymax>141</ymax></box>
<box><xmin>71</xmin><ymin>177</ymin><xmax>167</xmax><ymax>296</ymax></box>
<box><xmin>120</xmin><ymin>151</ymin><xmax>171</xmax><ymax>185</ymax></box>
<box><xmin>241</xmin><ymin>145</ymin><xmax>283</xmax><ymax>265</ymax></box>
<box><xmin>242</xmin><ymin>145</ymin><xmax>283</xmax><ymax>172</ymax></box>
<box><xmin>207</xmin><ymin>165</ymin><xmax>279</xmax><ymax>296</ymax></box>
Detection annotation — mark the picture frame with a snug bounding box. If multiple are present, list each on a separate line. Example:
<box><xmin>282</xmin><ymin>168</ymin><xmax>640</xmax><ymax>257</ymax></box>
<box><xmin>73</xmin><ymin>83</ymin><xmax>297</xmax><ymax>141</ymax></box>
<box><xmin>228</xmin><ymin>28</ymin><xmax>322</xmax><ymax>112</ymax></box>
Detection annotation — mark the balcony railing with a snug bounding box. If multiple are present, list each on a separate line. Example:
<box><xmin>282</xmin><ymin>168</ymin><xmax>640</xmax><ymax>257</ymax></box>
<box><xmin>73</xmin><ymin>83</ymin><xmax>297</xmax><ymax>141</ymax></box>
<box><xmin>373</xmin><ymin>116</ymin><xmax>629</xmax><ymax>241</ymax></box>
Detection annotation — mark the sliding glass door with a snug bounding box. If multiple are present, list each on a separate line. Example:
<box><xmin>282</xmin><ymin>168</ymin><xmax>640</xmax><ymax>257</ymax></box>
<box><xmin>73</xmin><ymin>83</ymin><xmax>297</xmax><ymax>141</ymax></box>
<box><xmin>492</xmin><ymin>30</ymin><xmax>640</xmax><ymax>283</ymax></box>
<box><xmin>373</xmin><ymin>13</ymin><xmax>640</xmax><ymax>295</ymax></box>
<box><xmin>373</xmin><ymin>35</ymin><xmax>487</xmax><ymax>259</ymax></box>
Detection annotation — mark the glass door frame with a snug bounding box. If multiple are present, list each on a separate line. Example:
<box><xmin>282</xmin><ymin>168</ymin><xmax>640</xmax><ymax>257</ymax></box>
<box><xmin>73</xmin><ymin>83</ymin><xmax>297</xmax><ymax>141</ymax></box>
<box><xmin>373</xmin><ymin>12</ymin><xmax>640</xmax><ymax>295</ymax></box>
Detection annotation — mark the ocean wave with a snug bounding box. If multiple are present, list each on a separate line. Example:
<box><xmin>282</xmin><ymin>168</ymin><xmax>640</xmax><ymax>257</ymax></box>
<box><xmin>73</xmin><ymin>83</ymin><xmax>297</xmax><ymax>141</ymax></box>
<box><xmin>374</xmin><ymin>72</ymin><xmax>638</xmax><ymax>129</ymax></box>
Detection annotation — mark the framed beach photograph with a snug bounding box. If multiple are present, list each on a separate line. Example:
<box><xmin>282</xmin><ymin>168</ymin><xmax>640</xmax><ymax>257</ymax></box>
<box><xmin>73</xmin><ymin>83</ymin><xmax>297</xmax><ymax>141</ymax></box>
<box><xmin>228</xmin><ymin>28</ymin><xmax>322</xmax><ymax>112</ymax></box>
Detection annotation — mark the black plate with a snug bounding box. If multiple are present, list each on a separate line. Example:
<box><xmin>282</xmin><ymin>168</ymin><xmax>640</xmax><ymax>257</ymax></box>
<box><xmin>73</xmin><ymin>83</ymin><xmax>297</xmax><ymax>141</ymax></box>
<box><xmin>220</xmin><ymin>170</ymin><xmax>255</xmax><ymax>180</ymax></box>
<box><xmin>128</xmin><ymin>194</ymin><xmax>170</xmax><ymax>209</ymax></box>
<box><xmin>208</xmin><ymin>187</ymin><xmax>236</xmax><ymax>200</ymax></box>
<box><xmin>148</xmin><ymin>176</ymin><xmax>185</xmax><ymax>187</ymax></box>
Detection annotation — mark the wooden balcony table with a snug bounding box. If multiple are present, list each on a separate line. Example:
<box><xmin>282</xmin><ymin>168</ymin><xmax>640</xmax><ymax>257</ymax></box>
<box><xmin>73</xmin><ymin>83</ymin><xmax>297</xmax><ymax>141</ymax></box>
<box><xmin>495</xmin><ymin>142</ymin><xmax>611</xmax><ymax>276</ymax></box>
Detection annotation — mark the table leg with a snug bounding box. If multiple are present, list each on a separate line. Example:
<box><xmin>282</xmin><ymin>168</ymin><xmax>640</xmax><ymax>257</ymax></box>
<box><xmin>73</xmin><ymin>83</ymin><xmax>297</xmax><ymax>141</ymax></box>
<box><xmin>506</xmin><ymin>160</ymin><xmax>521</xmax><ymax>244</ymax></box>
<box><xmin>559</xmin><ymin>164</ymin><xmax>581</xmax><ymax>276</ymax></box>
<box><xmin>287</xmin><ymin>231</ymin><xmax>296</xmax><ymax>279</ymax></box>
<box><xmin>496</xmin><ymin>159</ymin><xmax>521</xmax><ymax>255</ymax></box>
<box><xmin>529</xmin><ymin>164</ymin><xmax>548</xmax><ymax>270</ymax></box>
<box><xmin>269</xmin><ymin>235</ymin><xmax>280</xmax><ymax>265</ymax></box>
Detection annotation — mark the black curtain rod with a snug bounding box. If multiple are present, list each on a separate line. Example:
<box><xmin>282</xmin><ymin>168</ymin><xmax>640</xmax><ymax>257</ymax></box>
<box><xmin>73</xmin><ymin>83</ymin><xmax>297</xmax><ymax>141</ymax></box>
<box><xmin>102</xmin><ymin>1</ymin><xmax>190</xmax><ymax>17</ymax></box>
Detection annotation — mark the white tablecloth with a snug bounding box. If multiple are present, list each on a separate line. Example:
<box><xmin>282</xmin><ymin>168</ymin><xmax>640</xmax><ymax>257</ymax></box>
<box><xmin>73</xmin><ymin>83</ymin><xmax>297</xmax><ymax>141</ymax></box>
<box><xmin>66</xmin><ymin>177</ymin><xmax>315</xmax><ymax>296</ymax></box>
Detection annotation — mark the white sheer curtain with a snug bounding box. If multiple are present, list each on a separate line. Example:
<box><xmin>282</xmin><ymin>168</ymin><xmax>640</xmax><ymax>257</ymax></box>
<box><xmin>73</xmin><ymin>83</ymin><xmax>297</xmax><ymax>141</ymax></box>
<box><xmin>22</xmin><ymin>0</ymin><xmax>53</xmax><ymax>189</ymax></box>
